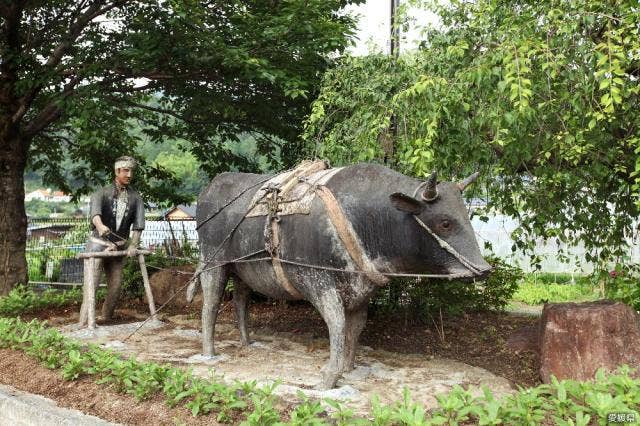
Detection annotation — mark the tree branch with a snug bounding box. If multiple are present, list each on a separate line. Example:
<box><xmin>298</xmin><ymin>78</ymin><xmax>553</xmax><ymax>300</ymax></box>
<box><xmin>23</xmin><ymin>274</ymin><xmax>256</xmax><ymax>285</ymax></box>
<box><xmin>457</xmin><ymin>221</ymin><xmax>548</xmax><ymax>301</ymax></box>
<box><xmin>15</xmin><ymin>1</ymin><xmax>127</xmax><ymax>124</ymax></box>
<box><xmin>106</xmin><ymin>96</ymin><xmax>213</xmax><ymax>125</ymax></box>
<box><xmin>0</xmin><ymin>1</ymin><xmax>25</xmax><ymax>103</ymax></box>
<box><xmin>23</xmin><ymin>76</ymin><xmax>82</xmax><ymax>138</ymax></box>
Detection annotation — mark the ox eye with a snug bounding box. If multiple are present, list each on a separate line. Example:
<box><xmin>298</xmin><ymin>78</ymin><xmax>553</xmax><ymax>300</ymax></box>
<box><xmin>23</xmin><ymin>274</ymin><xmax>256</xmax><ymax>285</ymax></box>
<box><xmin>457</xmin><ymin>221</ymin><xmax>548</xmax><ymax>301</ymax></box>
<box><xmin>441</xmin><ymin>220</ymin><xmax>451</xmax><ymax>229</ymax></box>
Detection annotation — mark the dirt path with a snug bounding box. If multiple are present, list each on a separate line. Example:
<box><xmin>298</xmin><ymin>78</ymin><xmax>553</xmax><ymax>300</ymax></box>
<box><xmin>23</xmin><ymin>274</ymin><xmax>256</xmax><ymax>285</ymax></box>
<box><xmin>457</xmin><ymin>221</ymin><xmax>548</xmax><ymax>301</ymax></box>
<box><xmin>61</xmin><ymin>316</ymin><xmax>516</xmax><ymax>415</ymax></box>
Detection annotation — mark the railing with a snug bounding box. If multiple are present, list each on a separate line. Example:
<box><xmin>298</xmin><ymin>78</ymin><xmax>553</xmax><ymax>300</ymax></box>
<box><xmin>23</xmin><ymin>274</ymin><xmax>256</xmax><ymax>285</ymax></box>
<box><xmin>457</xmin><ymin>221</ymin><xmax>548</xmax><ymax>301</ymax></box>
<box><xmin>26</xmin><ymin>217</ymin><xmax>198</xmax><ymax>286</ymax></box>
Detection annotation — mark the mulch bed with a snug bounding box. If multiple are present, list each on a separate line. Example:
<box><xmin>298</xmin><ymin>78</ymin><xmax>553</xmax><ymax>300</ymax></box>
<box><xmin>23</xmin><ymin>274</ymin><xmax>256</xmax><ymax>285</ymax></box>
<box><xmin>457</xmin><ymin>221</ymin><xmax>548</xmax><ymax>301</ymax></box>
<box><xmin>0</xmin><ymin>349</ymin><xmax>217</xmax><ymax>426</ymax></box>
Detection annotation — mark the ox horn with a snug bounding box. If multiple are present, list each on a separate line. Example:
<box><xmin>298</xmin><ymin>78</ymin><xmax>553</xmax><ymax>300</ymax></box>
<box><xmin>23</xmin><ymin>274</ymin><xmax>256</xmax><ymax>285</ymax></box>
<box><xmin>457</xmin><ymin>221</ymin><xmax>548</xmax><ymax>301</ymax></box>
<box><xmin>458</xmin><ymin>171</ymin><xmax>480</xmax><ymax>191</ymax></box>
<box><xmin>421</xmin><ymin>171</ymin><xmax>438</xmax><ymax>202</ymax></box>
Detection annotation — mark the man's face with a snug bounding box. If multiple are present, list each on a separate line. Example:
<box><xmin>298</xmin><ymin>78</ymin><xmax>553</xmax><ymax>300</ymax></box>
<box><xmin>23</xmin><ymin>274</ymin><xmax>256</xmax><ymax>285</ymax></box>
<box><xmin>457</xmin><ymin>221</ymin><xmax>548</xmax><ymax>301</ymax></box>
<box><xmin>115</xmin><ymin>167</ymin><xmax>133</xmax><ymax>187</ymax></box>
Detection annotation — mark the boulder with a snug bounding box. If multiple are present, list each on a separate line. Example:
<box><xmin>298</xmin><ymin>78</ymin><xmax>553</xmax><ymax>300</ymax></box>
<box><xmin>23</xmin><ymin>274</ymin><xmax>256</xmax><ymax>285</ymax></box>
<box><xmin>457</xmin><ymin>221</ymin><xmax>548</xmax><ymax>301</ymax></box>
<box><xmin>146</xmin><ymin>265</ymin><xmax>202</xmax><ymax>309</ymax></box>
<box><xmin>539</xmin><ymin>300</ymin><xmax>640</xmax><ymax>383</ymax></box>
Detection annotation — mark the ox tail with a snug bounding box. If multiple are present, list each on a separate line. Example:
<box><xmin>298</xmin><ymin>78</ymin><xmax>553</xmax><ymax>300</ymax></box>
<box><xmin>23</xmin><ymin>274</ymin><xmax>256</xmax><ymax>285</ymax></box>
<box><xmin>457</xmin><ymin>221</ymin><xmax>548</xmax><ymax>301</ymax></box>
<box><xmin>186</xmin><ymin>268</ymin><xmax>201</xmax><ymax>304</ymax></box>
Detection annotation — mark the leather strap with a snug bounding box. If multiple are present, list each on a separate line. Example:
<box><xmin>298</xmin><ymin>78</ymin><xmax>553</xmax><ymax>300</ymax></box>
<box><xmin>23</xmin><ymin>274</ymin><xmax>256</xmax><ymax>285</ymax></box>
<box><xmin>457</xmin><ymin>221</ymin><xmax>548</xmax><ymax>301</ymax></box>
<box><xmin>269</xmin><ymin>218</ymin><xmax>304</xmax><ymax>299</ymax></box>
<box><xmin>315</xmin><ymin>186</ymin><xmax>389</xmax><ymax>286</ymax></box>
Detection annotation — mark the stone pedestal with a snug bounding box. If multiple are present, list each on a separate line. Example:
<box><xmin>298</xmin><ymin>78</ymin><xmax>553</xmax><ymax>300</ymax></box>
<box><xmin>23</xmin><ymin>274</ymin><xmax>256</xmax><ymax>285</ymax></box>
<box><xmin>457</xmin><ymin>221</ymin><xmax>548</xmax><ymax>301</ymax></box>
<box><xmin>538</xmin><ymin>300</ymin><xmax>640</xmax><ymax>383</ymax></box>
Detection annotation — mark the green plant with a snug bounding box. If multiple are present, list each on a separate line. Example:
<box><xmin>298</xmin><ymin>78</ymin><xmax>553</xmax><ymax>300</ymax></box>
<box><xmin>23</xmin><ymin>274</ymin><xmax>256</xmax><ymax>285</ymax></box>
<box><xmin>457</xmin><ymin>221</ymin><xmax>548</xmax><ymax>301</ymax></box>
<box><xmin>513</xmin><ymin>280</ymin><xmax>597</xmax><ymax>305</ymax></box>
<box><xmin>241</xmin><ymin>381</ymin><xmax>281</xmax><ymax>426</ymax></box>
<box><xmin>389</xmin><ymin>388</ymin><xmax>428</xmax><ymax>425</ymax></box>
<box><xmin>371</xmin><ymin>256</ymin><xmax>522</xmax><ymax>318</ymax></box>
<box><xmin>288</xmin><ymin>391</ymin><xmax>327</xmax><ymax>425</ymax></box>
<box><xmin>1</xmin><ymin>316</ymin><xmax>638</xmax><ymax>424</ymax></box>
<box><xmin>602</xmin><ymin>263</ymin><xmax>640</xmax><ymax>311</ymax></box>
<box><xmin>0</xmin><ymin>286</ymin><xmax>83</xmax><ymax>317</ymax></box>
<box><xmin>163</xmin><ymin>368</ymin><xmax>193</xmax><ymax>408</ymax></box>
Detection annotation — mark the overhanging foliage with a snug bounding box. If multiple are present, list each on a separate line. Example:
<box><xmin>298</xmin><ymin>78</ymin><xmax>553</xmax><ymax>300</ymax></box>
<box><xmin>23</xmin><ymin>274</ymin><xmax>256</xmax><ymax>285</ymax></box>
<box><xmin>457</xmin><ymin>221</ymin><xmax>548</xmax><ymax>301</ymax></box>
<box><xmin>303</xmin><ymin>0</ymin><xmax>640</xmax><ymax>266</ymax></box>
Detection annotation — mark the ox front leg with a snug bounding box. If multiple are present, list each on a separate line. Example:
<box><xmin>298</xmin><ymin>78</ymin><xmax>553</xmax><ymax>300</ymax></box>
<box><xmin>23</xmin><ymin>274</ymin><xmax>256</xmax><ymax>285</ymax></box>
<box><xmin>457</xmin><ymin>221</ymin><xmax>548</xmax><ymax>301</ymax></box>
<box><xmin>344</xmin><ymin>307</ymin><xmax>368</xmax><ymax>373</ymax></box>
<box><xmin>313</xmin><ymin>289</ymin><xmax>346</xmax><ymax>389</ymax></box>
<box><xmin>201</xmin><ymin>266</ymin><xmax>228</xmax><ymax>357</ymax></box>
<box><xmin>233</xmin><ymin>278</ymin><xmax>251</xmax><ymax>346</ymax></box>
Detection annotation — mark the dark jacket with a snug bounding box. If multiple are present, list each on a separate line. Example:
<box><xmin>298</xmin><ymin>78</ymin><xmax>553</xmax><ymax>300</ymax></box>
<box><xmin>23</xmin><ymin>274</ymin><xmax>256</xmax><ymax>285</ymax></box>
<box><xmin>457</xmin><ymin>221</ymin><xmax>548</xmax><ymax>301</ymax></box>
<box><xmin>89</xmin><ymin>183</ymin><xmax>145</xmax><ymax>243</ymax></box>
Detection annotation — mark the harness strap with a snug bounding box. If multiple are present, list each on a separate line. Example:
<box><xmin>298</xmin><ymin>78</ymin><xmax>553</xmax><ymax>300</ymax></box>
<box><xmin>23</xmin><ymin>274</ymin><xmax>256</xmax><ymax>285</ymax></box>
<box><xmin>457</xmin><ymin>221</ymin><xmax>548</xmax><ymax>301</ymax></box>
<box><xmin>315</xmin><ymin>186</ymin><xmax>390</xmax><ymax>286</ymax></box>
<box><xmin>269</xmin><ymin>217</ymin><xmax>304</xmax><ymax>299</ymax></box>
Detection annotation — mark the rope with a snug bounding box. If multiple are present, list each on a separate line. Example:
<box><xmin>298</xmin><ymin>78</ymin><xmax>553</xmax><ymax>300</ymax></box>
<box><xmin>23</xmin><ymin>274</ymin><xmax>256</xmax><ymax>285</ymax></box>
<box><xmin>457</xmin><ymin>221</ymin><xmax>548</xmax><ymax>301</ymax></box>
<box><xmin>121</xmin><ymin>249</ymin><xmax>266</xmax><ymax>342</ymax></box>
<box><xmin>412</xmin><ymin>215</ymin><xmax>484</xmax><ymax>275</ymax></box>
<box><xmin>117</xmin><ymin>167</ymin><xmax>485</xmax><ymax>341</ymax></box>
<box><xmin>195</xmin><ymin>176</ymin><xmax>274</xmax><ymax>230</ymax></box>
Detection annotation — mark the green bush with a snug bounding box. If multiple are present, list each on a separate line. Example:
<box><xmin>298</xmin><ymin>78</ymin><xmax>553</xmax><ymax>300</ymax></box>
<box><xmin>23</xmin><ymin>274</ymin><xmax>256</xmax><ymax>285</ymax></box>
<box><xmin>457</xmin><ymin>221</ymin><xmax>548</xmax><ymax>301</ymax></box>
<box><xmin>370</xmin><ymin>256</ymin><xmax>522</xmax><ymax>317</ymax></box>
<box><xmin>0</xmin><ymin>285</ymin><xmax>83</xmax><ymax>317</ymax></box>
<box><xmin>602</xmin><ymin>263</ymin><xmax>640</xmax><ymax>312</ymax></box>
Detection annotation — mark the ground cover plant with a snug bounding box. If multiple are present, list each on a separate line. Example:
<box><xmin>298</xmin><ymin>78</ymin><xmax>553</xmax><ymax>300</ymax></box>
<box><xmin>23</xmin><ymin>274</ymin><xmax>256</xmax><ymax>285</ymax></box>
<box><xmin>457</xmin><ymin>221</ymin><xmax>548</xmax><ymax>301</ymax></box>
<box><xmin>0</xmin><ymin>285</ymin><xmax>84</xmax><ymax>317</ymax></box>
<box><xmin>0</xmin><ymin>313</ymin><xmax>638</xmax><ymax>425</ymax></box>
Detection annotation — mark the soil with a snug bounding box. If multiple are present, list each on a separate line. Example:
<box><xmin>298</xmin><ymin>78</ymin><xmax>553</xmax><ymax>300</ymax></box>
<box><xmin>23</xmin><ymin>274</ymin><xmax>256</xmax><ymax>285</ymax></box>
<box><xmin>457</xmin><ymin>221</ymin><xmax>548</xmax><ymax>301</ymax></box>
<box><xmin>233</xmin><ymin>300</ymin><xmax>540</xmax><ymax>388</ymax></box>
<box><xmin>0</xmin><ymin>299</ymin><xmax>540</xmax><ymax>425</ymax></box>
<box><xmin>0</xmin><ymin>349</ymin><xmax>216</xmax><ymax>426</ymax></box>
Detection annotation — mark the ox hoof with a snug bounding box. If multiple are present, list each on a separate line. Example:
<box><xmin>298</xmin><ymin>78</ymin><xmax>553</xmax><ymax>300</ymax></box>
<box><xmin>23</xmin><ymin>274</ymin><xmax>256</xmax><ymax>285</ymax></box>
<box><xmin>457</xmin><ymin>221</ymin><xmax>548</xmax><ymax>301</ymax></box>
<box><xmin>187</xmin><ymin>354</ymin><xmax>229</xmax><ymax>364</ymax></box>
<box><xmin>319</xmin><ymin>369</ymin><xmax>340</xmax><ymax>390</ymax></box>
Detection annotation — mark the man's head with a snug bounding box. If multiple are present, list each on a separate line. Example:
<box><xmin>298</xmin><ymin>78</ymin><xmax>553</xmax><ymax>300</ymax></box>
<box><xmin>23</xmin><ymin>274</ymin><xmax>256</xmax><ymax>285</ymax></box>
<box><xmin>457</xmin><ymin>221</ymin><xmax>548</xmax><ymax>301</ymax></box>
<box><xmin>114</xmin><ymin>156</ymin><xmax>137</xmax><ymax>187</ymax></box>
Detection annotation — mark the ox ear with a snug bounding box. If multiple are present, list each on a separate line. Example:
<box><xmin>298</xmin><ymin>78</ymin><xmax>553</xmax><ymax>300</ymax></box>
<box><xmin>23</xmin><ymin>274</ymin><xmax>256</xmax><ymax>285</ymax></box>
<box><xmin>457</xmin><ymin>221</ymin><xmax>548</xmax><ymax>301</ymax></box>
<box><xmin>390</xmin><ymin>193</ymin><xmax>424</xmax><ymax>215</ymax></box>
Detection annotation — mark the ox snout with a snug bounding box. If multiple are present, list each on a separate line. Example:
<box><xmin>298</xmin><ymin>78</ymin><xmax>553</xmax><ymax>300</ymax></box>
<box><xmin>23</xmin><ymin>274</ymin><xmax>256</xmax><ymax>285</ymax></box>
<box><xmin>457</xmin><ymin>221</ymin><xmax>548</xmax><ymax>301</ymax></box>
<box><xmin>473</xmin><ymin>265</ymin><xmax>492</xmax><ymax>280</ymax></box>
<box><xmin>446</xmin><ymin>260</ymin><xmax>492</xmax><ymax>282</ymax></box>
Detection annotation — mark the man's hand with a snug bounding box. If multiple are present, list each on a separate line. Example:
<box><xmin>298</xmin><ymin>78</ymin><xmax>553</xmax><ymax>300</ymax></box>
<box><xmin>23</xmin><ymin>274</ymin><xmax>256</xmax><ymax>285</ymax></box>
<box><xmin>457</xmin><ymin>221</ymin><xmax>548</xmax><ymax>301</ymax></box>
<box><xmin>96</xmin><ymin>223</ymin><xmax>110</xmax><ymax>237</ymax></box>
<box><xmin>104</xmin><ymin>241</ymin><xmax>118</xmax><ymax>252</ymax></box>
<box><xmin>127</xmin><ymin>230</ymin><xmax>142</xmax><ymax>257</ymax></box>
<box><xmin>92</xmin><ymin>215</ymin><xmax>111</xmax><ymax>237</ymax></box>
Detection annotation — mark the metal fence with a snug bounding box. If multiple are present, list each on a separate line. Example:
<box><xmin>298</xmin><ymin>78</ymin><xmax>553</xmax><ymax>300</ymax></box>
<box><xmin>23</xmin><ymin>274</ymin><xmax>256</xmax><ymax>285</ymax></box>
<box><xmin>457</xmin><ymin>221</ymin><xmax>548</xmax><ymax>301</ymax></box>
<box><xmin>471</xmin><ymin>215</ymin><xmax>640</xmax><ymax>273</ymax></box>
<box><xmin>26</xmin><ymin>214</ymin><xmax>640</xmax><ymax>286</ymax></box>
<box><xmin>26</xmin><ymin>217</ymin><xmax>198</xmax><ymax>286</ymax></box>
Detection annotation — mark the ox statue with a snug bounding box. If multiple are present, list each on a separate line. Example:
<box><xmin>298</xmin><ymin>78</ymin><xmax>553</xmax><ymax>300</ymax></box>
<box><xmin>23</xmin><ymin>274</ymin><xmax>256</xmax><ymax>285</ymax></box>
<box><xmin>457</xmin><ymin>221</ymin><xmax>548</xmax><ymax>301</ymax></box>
<box><xmin>187</xmin><ymin>162</ymin><xmax>491</xmax><ymax>389</ymax></box>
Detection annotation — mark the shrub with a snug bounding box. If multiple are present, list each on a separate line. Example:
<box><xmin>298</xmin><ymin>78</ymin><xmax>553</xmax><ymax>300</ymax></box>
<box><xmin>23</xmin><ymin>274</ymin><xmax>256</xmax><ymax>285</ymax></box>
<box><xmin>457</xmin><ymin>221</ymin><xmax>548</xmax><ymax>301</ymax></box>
<box><xmin>0</xmin><ymin>286</ymin><xmax>83</xmax><ymax>317</ymax></box>
<box><xmin>602</xmin><ymin>263</ymin><xmax>640</xmax><ymax>312</ymax></box>
<box><xmin>370</xmin><ymin>256</ymin><xmax>522</xmax><ymax>317</ymax></box>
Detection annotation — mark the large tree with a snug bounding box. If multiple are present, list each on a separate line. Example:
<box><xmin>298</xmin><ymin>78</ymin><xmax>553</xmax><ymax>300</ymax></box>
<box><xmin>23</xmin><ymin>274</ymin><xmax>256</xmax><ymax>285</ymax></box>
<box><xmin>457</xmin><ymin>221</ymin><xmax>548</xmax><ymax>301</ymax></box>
<box><xmin>0</xmin><ymin>0</ymin><xmax>361</xmax><ymax>293</ymax></box>
<box><xmin>304</xmin><ymin>0</ymin><xmax>640</xmax><ymax>268</ymax></box>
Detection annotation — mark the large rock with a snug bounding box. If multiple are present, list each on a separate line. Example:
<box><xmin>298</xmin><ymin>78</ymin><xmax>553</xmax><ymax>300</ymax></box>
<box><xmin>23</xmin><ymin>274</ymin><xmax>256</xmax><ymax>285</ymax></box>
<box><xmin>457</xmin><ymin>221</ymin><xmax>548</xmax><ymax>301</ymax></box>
<box><xmin>146</xmin><ymin>265</ymin><xmax>202</xmax><ymax>308</ymax></box>
<box><xmin>539</xmin><ymin>300</ymin><xmax>640</xmax><ymax>383</ymax></box>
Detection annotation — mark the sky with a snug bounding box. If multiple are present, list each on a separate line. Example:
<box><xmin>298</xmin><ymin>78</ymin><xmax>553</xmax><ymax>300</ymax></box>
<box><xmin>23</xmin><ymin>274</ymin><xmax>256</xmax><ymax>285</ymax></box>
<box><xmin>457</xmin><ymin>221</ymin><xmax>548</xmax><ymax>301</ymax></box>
<box><xmin>344</xmin><ymin>1</ymin><xmax>440</xmax><ymax>56</ymax></box>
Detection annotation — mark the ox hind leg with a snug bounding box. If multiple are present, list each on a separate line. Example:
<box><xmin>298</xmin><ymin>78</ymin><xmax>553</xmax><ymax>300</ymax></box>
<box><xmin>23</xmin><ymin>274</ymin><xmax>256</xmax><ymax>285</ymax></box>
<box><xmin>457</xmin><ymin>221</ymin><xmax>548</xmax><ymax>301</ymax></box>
<box><xmin>311</xmin><ymin>288</ymin><xmax>347</xmax><ymax>389</ymax></box>
<box><xmin>343</xmin><ymin>307</ymin><xmax>368</xmax><ymax>373</ymax></box>
<box><xmin>232</xmin><ymin>277</ymin><xmax>251</xmax><ymax>346</ymax></box>
<box><xmin>201</xmin><ymin>265</ymin><xmax>229</xmax><ymax>357</ymax></box>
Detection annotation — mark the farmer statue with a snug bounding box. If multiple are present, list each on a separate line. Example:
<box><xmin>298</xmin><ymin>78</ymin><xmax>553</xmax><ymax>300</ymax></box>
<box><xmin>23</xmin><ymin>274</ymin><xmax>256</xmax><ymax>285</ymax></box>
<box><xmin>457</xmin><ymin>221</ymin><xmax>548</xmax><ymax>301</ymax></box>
<box><xmin>79</xmin><ymin>155</ymin><xmax>145</xmax><ymax>324</ymax></box>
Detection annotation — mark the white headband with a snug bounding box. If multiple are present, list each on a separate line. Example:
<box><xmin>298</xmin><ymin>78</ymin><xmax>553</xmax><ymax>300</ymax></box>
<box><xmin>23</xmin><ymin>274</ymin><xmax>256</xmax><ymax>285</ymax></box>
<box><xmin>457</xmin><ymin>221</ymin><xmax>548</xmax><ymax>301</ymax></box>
<box><xmin>114</xmin><ymin>158</ymin><xmax>136</xmax><ymax>170</ymax></box>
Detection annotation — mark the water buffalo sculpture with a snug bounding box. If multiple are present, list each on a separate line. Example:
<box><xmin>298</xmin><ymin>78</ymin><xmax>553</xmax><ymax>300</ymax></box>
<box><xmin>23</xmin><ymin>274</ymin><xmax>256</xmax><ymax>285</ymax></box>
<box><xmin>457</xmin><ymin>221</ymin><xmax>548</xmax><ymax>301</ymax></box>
<box><xmin>187</xmin><ymin>162</ymin><xmax>491</xmax><ymax>389</ymax></box>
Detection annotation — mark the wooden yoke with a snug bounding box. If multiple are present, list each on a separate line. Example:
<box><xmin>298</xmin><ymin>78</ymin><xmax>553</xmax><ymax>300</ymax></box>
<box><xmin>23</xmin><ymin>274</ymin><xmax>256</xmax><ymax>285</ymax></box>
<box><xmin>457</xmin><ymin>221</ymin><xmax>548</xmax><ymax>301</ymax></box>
<box><xmin>77</xmin><ymin>249</ymin><xmax>155</xmax><ymax>329</ymax></box>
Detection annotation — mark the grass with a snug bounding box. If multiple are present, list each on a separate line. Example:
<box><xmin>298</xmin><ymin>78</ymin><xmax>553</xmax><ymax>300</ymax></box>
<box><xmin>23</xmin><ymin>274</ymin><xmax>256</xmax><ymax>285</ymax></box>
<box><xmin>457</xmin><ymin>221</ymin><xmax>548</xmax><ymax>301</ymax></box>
<box><xmin>511</xmin><ymin>273</ymin><xmax>600</xmax><ymax>306</ymax></box>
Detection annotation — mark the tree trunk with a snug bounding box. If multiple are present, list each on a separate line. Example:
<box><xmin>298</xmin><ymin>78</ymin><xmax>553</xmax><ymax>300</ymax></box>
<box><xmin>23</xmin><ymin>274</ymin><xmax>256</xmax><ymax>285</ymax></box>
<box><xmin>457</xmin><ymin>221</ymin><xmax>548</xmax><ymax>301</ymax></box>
<box><xmin>0</xmin><ymin>129</ymin><xmax>28</xmax><ymax>295</ymax></box>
